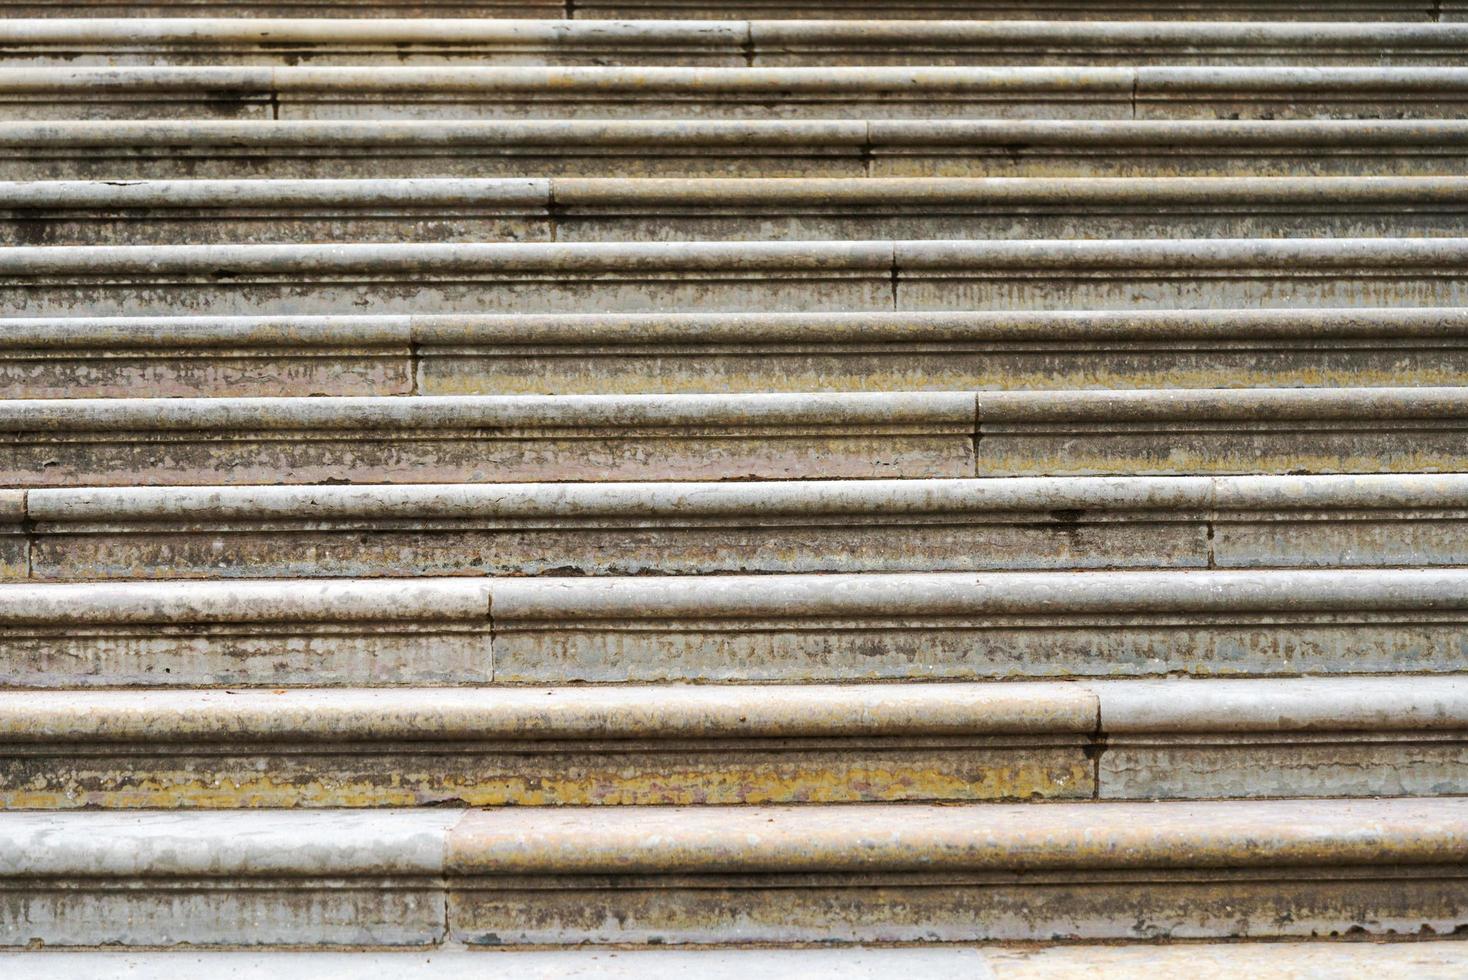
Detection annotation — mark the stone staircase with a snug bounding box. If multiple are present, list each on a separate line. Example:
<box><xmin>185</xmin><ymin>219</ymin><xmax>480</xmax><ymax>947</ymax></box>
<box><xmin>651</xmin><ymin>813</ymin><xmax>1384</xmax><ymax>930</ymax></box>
<box><xmin>1</xmin><ymin>4</ymin><xmax>1467</xmax><ymax>977</ymax></box>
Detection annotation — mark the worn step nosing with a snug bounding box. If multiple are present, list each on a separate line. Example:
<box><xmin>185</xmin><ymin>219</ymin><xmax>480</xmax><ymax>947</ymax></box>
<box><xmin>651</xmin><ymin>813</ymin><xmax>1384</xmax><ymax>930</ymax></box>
<box><xmin>4</xmin><ymin>118</ymin><xmax>1465</xmax><ymax>149</ymax></box>
<box><xmin>13</xmin><ymin>175</ymin><xmax>1468</xmax><ymax>209</ymax></box>
<box><xmin>6</xmin><ymin>570</ymin><xmax>1468</xmax><ymax>622</ymax></box>
<box><xmin>2</xmin><ymin>799</ymin><xmax>1463</xmax><ymax>878</ymax></box>
<box><xmin>5</xmin><ymin>237</ymin><xmax>1466</xmax><ymax>277</ymax></box>
<box><xmin>5</xmin><ymin>19</ymin><xmax>1466</xmax><ymax>50</ymax></box>
<box><xmin>29</xmin><ymin>473</ymin><xmax>1468</xmax><ymax>521</ymax></box>
<box><xmin>7</xmin><ymin>676</ymin><xmax>1468</xmax><ymax>740</ymax></box>
<box><xmin>4</xmin><ymin>308</ymin><xmax>1467</xmax><ymax>349</ymax></box>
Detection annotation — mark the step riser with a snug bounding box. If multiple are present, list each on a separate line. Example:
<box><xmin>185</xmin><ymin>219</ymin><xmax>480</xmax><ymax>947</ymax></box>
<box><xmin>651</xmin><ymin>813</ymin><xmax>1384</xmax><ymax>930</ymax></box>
<box><xmin>11</xmin><ymin>70</ymin><xmax>1468</xmax><ymax>122</ymax></box>
<box><xmin>0</xmin><ymin>736</ymin><xmax>1091</xmax><ymax>808</ymax></box>
<box><xmin>6</xmin><ymin>310</ymin><xmax>1465</xmax><ymax>398</ymax></box>
<box><xmin>6</xmin><ymin>866</ymin><xmax>1460</xmax><ymax>946</ymax></box>
<box><xmin>6</xmin><ymin>21</ymin><xmax>1467</xmax><ymax>68</ymax></box>
<box><xmin>8</xmin><ymin>121</ymin><xmax>1468</xmax><ymax>180</ymax></box>
<box><xmin>12</xmin><ymin>208</ymin><xmax>1468</xmax><ymax>245</ymax></box>
<box><xmin>0</xmin><ymin>2</ymin><xmax>1455</xmax><ymax>20</ymax></box>
<box><xmin>446</xmin><ymin>870</ymin><xmax>1468</xmax><ymax>945</ymax></box>
<box><xmin>5</xmin><ymin>342</ymin><xmax>1467</xmax><ymax>397</ymax></box>
<box><xmin>8</xmin><ymin>733</ymin><xmax>1467</xmax><ymax>808</ymax></box>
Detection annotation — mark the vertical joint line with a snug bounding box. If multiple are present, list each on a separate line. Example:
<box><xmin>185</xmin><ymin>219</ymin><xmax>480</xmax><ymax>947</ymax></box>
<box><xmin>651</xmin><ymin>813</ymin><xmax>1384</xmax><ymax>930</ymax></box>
<box><xmin>742</xmin><ymin>23</ymin><xmax>756</xmax><ymax>68</ymax></box>
<box><xmin>889</xmin><ymin>246</ymin><xmax>899</xmax><ymax>311</ymax></box>
<box><xmin>20</xmin><ymin>490</ymin><xmax>32</xmax><ymax>580</ymax></box>
<box><xmin>1205</xmin><ymin>518</ymin><xmax>1216</xmax><ymax>570</ymax></box>
<box><xmin>1129</xmin><ymin>71</ymin><xmax>1138</xmax><ymax>120</ymax></box>
<box><xmin>408</xmin><ymin>337</ymin><xmax>421</xmax><ymax>397</ymax></box>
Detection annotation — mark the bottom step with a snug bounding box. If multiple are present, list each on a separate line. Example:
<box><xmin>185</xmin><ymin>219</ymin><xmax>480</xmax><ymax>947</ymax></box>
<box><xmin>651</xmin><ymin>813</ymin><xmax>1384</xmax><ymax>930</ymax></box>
<box><xmin>1</xmin><ymin>799</ymin><xmax>1465</xmax><ymax>947</ymax></box>
<box><xmin>2</xmin><ymin>943</ymin><xmax>1467</xmax><ymax>979</ymax></box>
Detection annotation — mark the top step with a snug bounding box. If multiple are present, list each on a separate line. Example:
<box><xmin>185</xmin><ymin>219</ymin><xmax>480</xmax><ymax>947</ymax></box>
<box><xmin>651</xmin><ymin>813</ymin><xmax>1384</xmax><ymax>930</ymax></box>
<box><xmin>0</xmin><ymin>3</ymin><xmax>1463</xmax><ymax>22</ymax></box>
<box><xmin>4</xmin><ymin>20</ymin><xmax>1468</xmax><ymax>66</ymax></box>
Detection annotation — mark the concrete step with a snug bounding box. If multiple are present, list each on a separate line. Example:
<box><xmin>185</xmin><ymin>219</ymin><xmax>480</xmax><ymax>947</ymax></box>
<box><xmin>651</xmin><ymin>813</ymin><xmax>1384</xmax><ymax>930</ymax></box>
<box><xmin>2</xmin><ymin>308</ymin><xmax>1466</xmax><ymax>398</ymax></box>
<box><xmin>1</xmin><ymin>387</ymin><xmax>1468</xmax><ymax>486</ymax></box>
<box><xmin>5</xmin><ymin>66</ymin><xmax>1468</xmax><ymax>121</ymax></box>
<box><xmin>3</xmin><ymin>945</ymin><xmax>1468</xmax><ymax>980</ymax></box>
<box><xmin>6</xmin><ymin>119</ymin><xmax>1468</xmax><ymax>180</ymax></box>
<box><xmin>12</xmin><ymin>177</ymin><xmax>1468</xmax><ymax>245</ymax></box>
<box><xmin>6</xmin><ymin>20</ymin><xmax>1468</xmax><ymax>68</ymax></box>
<box><xmin>0</xmin><ymin>798</ymin><xmax>1464</xmax><ymax>945</ymax></box>
<box><xmin>4</xmin><ymin>238</ymin><xmax>1467</xmax><ymax>317</ymax></box>
<box><xmin>3</xmin><ymin>1</ymin><xmax>1457</xmax><ymax>21</ymax></box>
<box><xmin>2</xmin><ymin>676</ymin><xmax>1465</xmax><ymax>807</ymax></box>
<box><xmin>2</xmin><ymin>568</ymin><xmax>1467</xmax><ymax>685</ymax></box>
<box><xmin>18</xmin><ymin>473</ymin><xmax>1468</xmax><ymax>580</ymax></box>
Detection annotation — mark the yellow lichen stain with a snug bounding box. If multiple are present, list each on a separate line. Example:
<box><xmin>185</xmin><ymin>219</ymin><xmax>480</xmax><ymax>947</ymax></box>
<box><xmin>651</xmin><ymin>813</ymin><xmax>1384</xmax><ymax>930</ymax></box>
<box><xmin>0</xmin><ymin>758</ymin><xmax>1090</xmax><ymax>808</ymax></box>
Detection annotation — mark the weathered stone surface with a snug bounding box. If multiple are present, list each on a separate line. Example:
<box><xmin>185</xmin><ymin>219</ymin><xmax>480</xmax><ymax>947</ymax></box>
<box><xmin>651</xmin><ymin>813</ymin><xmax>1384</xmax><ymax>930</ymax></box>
<box><xmin>972</xmin><ymin>386</ymin><xmax>1468</xmax><ymax>476</ymax></box>
<box><xmin>0</xmin><ymin>490</ymin><xmax>27</xmax><ymax>582</ymax></box>
<box><xmin>0</xmin><ymin>65</ymin><xmax>1141</xmax><ymax>121</ymax></box>
<box><xmin>446</xmin><ymin>799</ymin><xmax>1468</xmax><ymax>943</ymax></box>
<box><xmin>0</xmin><ymin>579</ymin><xmax>493</xmax><ymax>687</ymax></box>
<box><xmin>3</xmin><ymin>237</ymin><xmax>1463</xmax><ymax>317</ymax></box>
<box><xmin>0</xmin><ymin>316</ymin><xmax>412</xmax><ymax>398</ymax></box>
<box><xmin>0</xmin><ymin>0</ymin><xmax>1441</xmax><ymax>18</ymax></box>
<box><xmin>4</xmin><ymin>20</ymin><xmax>1464</xmax><ymax>68</ymax></box>
<box><xmin>0</xmin><ymin>809</ymin><xmax>457</xmax><ymax>947</ymax></box>
<box><xmin>869</xmin><ymin>120</ymin><xmax>1468</xmax><ymax>179</ymax></box>
<box><xmin>896</xmin><ymin>238</ymin><xmax>1468</xmax><ymax>310</ymax></box>
<box><xmin>5</xmin><ymin>120</ymin><xmax>1467</xmax><ymax>181</ymax></box>
<box><xmin>1097</xmin><ymin>676</ymin><xmax>1468</xmax><ymax>799</ymax></box>
<box><xmin>25</xmin><ymin>478</ymin><xmax>1210</xmax><ymax>577</ymax></box>
<box><xmin>7</xmin><ymin>307</ymin><xmax>1463</xmax><ymax>399</ymax></box>
<box><xmin>0</xmin><ymin>683</ymin><xmax>1096</xmax><ymax>807</ymax></box>
<box><xmin>1212</xmin><ymin>472</ymin><xmax>1468</xmax><ymax>567</ymax></box>
<box><xmin>414</xmin><ymin>307</ymin><xmax>1468</xmax><ymax>394</ymax></box>
<box><xmin>0</xmin><ymin>240</ymin><xmax>896</xmax><ymax>316</ymax></box>
<box><xmin>3</xmin><ymin>800</ymin><xmax>1461</xmax><ymax>946</ymax></box>
<box><xmin>579</xmin><ymin>1</ymin><xmax>1442</xmax><ymax>19</ymax></box>
<box><xmin>5</xmin><ymin>66</ymin><xmax>1466</xmax><ymax>121</ymax></box>
<box><xmin>486</xmin><ymin>569</ymin><xmax>1468</xmax><ymax>682</ymax></box>
<box><xmin>5</xmin><ymin>676</ymin><xmax>1467</xmax><ymax>807</ymax></box>
<box><xmin>13</xmin><ymin>176</ymin><xmax>1468</xmax><ymax>246</ymax></box>
<box><xmin>0</xmin><ymin>392</ymin><xmax>975</xmax><ymax>486</ymax></box>
<box><xmin>31</xmin><ymin>475</ymin><xmax>1468</xmax><ymax>578</ymax></box>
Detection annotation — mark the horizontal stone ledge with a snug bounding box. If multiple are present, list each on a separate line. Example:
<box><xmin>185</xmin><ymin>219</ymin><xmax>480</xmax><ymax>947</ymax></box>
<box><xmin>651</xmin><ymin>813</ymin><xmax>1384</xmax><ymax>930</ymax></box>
<box><xmin>3</xmin><ymin>237</ymin><xmax>1465</xmax><ymax>316</ymax></box>
<box><xmin>4</xmin><ymin>799</ymin><xmax>1466</xmax><ymax>946</ymax></box>
<box><xmin>28</xmin><ymin>474</ymin><xmax>1468</xmax><ymax>579</ymax></box>
<box><xmin>0</xmin><ymin>578</ymin><xmax>492</xmax><ymax>623</ymax></box>
<box><xmin>6</xmin><ymin>305</ymin><xmax>1466</xmax><ymax>347</ymax></box>
<box><xmin>449</xmin><ymin>798</ymin><xmax>1468</xmax><ymax>874</ymax></box>
<box><xmin>6</xmin><ymin>672</ymin><xmax>1465</xmax><ymax>737</ymax></box>
<box><xmin>4</xmin><ymin>66</ymin><xmax>1468</xmax><ymax>121</ymax></box>
<box><xmin>4</xmin><ymin>676</ymin><xmax>1466</xmax><ymax>808</ymax></box>
<box><xmin>0</xmin><ymin>682</ymin><xmax>1096</xmax><ymax>740</ymax></box>
<box><xmin>11</xmin><ymin>176</ymin><xmax>1468</xmax><ymax>245</ymax></box>
<box><xmin>10</xmin><ymin>569</ymin><xmax>1468</xmax><ymax>685</ymax></box>
<box><xmin>4</xmin><ymin>20</ymin><xmax>1465</xmax><ymax>67</ymax></box>
<box><xmin>579</xmin><ymin>1</ymin><xmax>1448</xmax><ymax>20</ymax></box>
<box><xmin>0</xmin><ymin>392</ymin><xmax>977</xmax><ymax>486</ymax></box>
<box><xmin>0</xmin><ymin>0</ymin><xmax>1443</xmax><ymax>19</ymax></box>
<box><xmin>485</xmin><ymin>568</ymin><xmax>1468</xmax><ymax>621</ymax></box>
<box><xmin>8</xmin><ymin>799</ymin><xmax>1461</xmax><ymax>878</ymax></box>
<box><xmin>5</xmin><ymin>119</ymin><xmax>1466</xmax><ymax>179</ymax></box>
